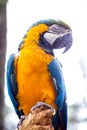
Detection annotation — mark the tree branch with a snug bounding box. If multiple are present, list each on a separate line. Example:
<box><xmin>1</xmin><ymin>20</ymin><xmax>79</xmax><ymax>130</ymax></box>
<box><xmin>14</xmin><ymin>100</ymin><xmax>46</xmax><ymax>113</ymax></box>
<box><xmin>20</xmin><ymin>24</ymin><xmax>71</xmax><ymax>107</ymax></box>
<box><xmin>16</xmin><ymin>103</ymin><xmax>55</xmax><ymax>130</ymax></box>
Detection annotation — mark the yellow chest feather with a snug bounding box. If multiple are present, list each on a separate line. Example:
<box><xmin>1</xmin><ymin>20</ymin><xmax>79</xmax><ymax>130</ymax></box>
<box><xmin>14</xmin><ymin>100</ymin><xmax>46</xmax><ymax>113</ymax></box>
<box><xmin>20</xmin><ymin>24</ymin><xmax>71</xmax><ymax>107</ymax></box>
<box><xmin>16</xmin><ymin>31</ymin><xmax>57</xmax><ymax>115</ymax></box>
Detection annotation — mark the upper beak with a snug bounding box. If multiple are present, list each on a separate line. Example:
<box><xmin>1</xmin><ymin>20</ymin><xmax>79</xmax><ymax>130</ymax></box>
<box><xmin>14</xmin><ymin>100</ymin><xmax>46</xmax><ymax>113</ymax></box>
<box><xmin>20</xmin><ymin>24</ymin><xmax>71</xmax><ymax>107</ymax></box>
<box><xmin>43</xmin><ymin>30</ymin><xmax>73</xmax><ymax>53</ymax></box>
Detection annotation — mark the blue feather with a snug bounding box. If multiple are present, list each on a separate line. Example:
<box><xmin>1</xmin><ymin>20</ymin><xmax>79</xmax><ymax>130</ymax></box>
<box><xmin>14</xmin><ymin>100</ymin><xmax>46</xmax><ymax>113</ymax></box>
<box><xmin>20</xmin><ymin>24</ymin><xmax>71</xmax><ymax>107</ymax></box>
<box><xmin>6</xmin><ymin>54</ymin><xmax>19</xmax><ymax>115</ymax></box>
<box><xmin>48</xmin><ymin>59</ymin><xmax>67</xmax><ymax>130</ymax></box>
<box><xmin>59</xmin><ymin>101</ymin><xmax>67</xmax><ymax>130</ymax></box>
<box><xmin>48</xmin><ymin>59</ymin><xmax>66</xmax><ymax>110</ymax></box>
<box><xmin>52</xmin><ymin>102</ymin><xmax>67</xmax><ymax>130</ymax></box>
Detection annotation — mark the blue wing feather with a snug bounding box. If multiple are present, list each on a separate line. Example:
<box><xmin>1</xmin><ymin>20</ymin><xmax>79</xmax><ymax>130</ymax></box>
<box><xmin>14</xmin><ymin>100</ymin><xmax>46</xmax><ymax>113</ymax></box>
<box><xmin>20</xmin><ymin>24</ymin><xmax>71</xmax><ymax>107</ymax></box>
<box><xmin>48</xmin><ymin>59</ymin><xmax>66</xmax><ymax>110</ymax></box>
<box><xmin>6</xmin><ymin>54</ymin><xmax>19</xmax><ymax>114</ymax></box>
<box><xmin>48</xmin><ymin>59</ymin><xmax>67</xmax><ymax>130</ymax></box>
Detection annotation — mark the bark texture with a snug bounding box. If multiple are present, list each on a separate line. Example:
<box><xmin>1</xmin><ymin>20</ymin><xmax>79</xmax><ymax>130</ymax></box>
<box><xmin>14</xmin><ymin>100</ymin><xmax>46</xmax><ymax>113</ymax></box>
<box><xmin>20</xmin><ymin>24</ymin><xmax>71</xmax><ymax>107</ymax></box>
<box><xmin>16</xmin><ymin>103</ymin><xmax>55</xmax><ymax>130</ymax></box>
<box><xmin>0</xmin><ymin>0</ymin><xmax>7</xmax><ymax>129</ymax></box>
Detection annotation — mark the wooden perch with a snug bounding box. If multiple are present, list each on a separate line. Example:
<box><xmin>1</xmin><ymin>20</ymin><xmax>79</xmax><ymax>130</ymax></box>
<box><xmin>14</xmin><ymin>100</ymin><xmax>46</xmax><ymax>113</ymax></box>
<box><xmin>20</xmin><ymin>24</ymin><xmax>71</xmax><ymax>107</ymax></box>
<box><xmin>16</xmin><ymin>102</ymin><xmax>55</xmax><ymax>130</ymax></box>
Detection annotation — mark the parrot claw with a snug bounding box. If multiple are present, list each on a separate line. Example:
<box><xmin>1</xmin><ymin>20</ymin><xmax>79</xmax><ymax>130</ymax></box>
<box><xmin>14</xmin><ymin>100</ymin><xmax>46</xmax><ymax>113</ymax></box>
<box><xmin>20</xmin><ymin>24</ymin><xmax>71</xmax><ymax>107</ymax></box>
<box><xmin>17</xmin><ymin>115</ymin><xmax>26</xmax><ymax>129</ymax></box>
<box><xmin>30</xmin><ymin>102</ymin><xmax>55</xmax><ymax>114</ymax></box>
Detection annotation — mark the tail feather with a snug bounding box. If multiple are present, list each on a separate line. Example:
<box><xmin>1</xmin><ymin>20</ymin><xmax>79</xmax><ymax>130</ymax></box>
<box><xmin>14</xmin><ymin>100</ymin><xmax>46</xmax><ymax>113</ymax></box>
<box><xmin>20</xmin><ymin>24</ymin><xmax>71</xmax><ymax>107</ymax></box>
<box><xmin>52</xmin><ymin>101</ymin><xmax>67</xmax><ymax>130</ymax></box>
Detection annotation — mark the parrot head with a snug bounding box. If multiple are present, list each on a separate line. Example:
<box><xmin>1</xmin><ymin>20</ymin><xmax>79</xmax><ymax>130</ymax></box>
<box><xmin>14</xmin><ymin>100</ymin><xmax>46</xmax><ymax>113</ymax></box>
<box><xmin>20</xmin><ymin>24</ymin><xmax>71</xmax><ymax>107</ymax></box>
<box><xmin>19</xmin><ymin>19</ymin><xmax>73</xmax><ymax>53</ymax></box>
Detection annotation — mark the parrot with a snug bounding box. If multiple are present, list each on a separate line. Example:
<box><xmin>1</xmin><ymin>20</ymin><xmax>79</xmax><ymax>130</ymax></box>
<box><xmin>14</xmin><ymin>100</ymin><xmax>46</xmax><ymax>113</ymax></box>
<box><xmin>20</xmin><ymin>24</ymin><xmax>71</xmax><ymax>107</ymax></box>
<box><xmin>6</xmin><ymin>19</ymin><xmax>73</xmax><ymax>130</ymax></box>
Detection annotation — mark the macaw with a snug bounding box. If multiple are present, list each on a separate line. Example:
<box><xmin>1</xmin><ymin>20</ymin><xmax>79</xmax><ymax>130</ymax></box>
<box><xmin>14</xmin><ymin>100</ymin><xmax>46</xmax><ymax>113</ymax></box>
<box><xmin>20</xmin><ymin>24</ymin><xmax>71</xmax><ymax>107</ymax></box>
<box><xmin>6</xmin><ymin>19</ymin><xmax>73</xmax><ymax>130</ymax></box>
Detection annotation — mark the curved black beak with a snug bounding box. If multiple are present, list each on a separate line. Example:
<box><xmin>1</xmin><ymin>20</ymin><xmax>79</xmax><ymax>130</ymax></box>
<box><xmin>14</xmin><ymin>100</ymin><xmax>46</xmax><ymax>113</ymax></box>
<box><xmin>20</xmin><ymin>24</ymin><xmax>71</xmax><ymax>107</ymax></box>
<box><xmin>43</xmin><ymin>24</ymin><xmax>73</xmax><ymax>53</ymax></box>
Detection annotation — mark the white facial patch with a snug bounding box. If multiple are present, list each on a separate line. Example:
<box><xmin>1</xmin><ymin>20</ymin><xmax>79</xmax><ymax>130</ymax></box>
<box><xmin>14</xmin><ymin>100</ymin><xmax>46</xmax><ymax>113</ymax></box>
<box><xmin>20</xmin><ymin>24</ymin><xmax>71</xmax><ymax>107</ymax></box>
<box><xmin>43</xmin><ymin>32</ymin><xmax>59</xmax><ymax>45</ymax></box>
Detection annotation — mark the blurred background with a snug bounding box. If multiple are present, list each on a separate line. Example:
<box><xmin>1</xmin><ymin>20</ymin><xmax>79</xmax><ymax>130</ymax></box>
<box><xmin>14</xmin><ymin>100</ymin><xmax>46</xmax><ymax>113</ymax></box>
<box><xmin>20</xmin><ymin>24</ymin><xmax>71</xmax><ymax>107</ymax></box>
<box><xmin>0</xmin><ymin>0</ymin><xmax>87</xmax><ymax>130</ymax></box>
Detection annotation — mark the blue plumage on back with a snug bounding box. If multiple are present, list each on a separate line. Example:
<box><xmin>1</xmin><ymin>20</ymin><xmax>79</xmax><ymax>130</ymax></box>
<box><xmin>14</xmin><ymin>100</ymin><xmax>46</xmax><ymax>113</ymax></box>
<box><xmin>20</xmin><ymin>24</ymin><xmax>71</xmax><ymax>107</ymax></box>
<box><xmin>6</xmin><ymin>54</ymin><xmax>23</xmax><ymax>117</ymax></box>
<box><xmin>7</xmin><ymin>54</ymin><xmax>18</xmax><ymax>109</ymax></box>
<box><xmin>48</xmin><ymin>59</ymin><xmax>67</xmax><ymax>130</ymax></box>
<box><xmin>48</xmin><ymin>59</ymin><xmax>66</xmax><ymax>110</ymax></box>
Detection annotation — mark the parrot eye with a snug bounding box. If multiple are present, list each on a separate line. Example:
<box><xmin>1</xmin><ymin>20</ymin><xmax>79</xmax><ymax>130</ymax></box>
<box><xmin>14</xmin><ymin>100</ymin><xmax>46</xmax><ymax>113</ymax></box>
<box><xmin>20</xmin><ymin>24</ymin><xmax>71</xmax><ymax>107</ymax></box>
<box><xmin>48</xmin><ymin>24</ymin><xmax>71</xmax><ymax>36</ymax></box>
<box><xmin>48</xmin><ymin>24</ymin><xmax>60</xmax><ymax>33</ymax></box>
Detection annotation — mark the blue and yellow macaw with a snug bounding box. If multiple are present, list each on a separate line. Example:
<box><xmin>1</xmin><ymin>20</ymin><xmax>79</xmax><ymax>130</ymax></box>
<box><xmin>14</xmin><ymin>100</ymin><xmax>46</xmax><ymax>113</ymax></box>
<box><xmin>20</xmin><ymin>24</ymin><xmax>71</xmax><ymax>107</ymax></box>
<box><xmin>6</xmin><ymin>19</ymin><xmax>73</xmax><ymax>130</ymax></box>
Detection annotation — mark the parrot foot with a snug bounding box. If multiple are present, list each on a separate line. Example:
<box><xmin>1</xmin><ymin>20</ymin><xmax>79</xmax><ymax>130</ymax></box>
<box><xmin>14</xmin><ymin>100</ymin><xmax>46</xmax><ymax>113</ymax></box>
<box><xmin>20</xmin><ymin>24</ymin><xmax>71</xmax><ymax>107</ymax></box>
<box><xmin>30</xmin><ymin>102</ymin><xmax>55</xmax><ymax>115</ymax></box>
<box><xmin>17</xmin><ymin>115</ymin><xmax>26</xmax><ymax>129</ymax></box>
